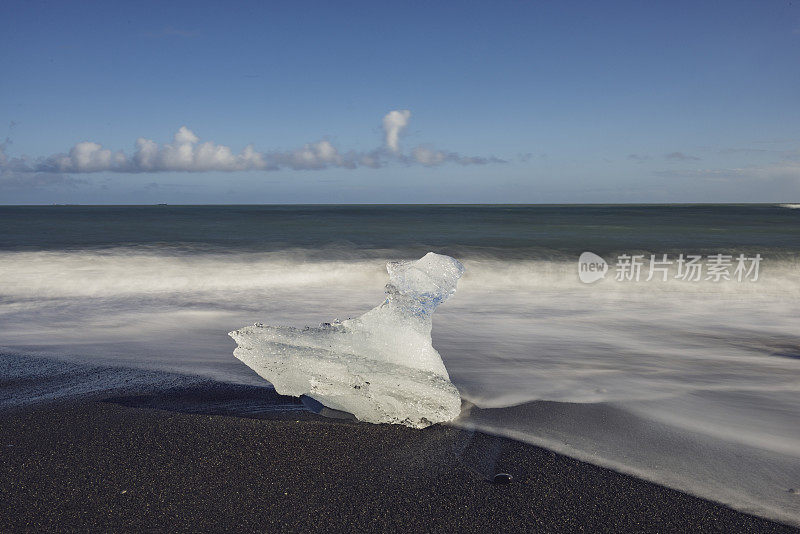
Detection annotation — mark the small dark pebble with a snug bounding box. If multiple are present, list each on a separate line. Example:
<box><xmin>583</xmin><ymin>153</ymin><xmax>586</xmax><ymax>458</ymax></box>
<box><xmin>788</xmin><ymin>488</ymin><xmax>799</xmax><ymax>495</ymax></box>
<box><xmin>493</xmin><ymin>473</ymin><xmax>513</xmax><ymax>484</ymax></box>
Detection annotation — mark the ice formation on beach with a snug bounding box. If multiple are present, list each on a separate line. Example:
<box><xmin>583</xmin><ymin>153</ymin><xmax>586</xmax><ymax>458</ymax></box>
<box><xmin>229</xmin><ymin>252</ymin><xmax>464</xmax><ymax>428</ymax></box>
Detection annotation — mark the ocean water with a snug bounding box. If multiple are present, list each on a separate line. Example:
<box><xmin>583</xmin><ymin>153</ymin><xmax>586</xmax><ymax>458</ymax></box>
<box><xmin>1</xmin><ymin>204</ymin><xmax>799</xmax><ymax>524</ymax></box>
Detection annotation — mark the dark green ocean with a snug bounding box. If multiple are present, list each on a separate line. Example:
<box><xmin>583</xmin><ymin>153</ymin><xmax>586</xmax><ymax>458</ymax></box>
<box><xmin>2</xmin><ymin>204</ymin><xmax>799</xmax><ymax>259</ymax></box>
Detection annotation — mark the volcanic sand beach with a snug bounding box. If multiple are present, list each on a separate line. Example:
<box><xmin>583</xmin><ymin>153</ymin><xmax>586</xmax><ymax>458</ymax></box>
<box><xmin>0</xmin><ymin>383</ymin><xmax>797</xmax><ymax>533</ymax></box>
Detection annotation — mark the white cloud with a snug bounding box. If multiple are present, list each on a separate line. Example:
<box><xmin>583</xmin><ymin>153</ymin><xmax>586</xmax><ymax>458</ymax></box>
<box><xmin>270</xmin><ymin>140</ymin><xmax>350</xmax><ymax>170</ymax></box>
<box><xmin>1</xmin><ymin>110</ymin><xmax>503</xmax><ymax>177</ymax></box>
<box><xmin>410</xmin><ymin>146</ymin><xmax>504</xmax><ymax>166</ymax></box>
<box><xmin>48</xmin><ymin>142</ymin><xmax>127</xmax><ymax>172</ymax></box>
<box><xmin>412</xmin><ymin>146</ymin><xmax>447</xmax><ymax>166</ymax></box>
<box><xmin>382</xmin><ymin>109</ymin><xmax>411</xmax><ymax>153</ymax></box>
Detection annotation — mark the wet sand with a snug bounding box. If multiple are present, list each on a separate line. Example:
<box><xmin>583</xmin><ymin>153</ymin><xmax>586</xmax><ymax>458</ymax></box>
<box><xmin>0</xmin><ymin>385</ymin><xmax>796</xmax><ymax>533</ymax></box>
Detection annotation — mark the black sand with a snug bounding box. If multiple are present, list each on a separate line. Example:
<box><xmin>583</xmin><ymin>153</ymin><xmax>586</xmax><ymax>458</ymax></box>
<box><xmin>0</xmin><ymin>385</ymin><xmax>796</xmax><ymax>533</ymax></box>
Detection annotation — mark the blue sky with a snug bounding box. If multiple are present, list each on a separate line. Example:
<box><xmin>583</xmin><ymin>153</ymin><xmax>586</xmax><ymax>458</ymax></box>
<box><xmin>1</xmin><ymin>0</ymin><xmax>799</xmax><ymax>203</ymax></box>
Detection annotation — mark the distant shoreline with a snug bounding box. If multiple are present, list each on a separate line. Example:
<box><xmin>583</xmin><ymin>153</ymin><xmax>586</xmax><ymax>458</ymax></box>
<box><xmin>0</xmin><ymin>202</ymin><xmax>796</xmax><ymax>207</ymax></box>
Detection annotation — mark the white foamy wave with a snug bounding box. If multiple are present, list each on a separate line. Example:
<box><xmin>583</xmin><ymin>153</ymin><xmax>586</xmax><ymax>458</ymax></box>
<box><xmin>0</xmin><ymin>250</ymin><xmax>386</xmax><ymax>299</ymax></box>
<box><xmin>1</xmin><ymin>250</ymin><xmax>798</xmax><ymax>300</ymax></box>
<box><xmin>461</xmin><ymin>257</ymin><xmax>800</xmax><ymax>296</ymax></box>
<box><xmin>779</xmin><ymin>203</ymin><xmax>800</xmax><ymax>209</ymax></box>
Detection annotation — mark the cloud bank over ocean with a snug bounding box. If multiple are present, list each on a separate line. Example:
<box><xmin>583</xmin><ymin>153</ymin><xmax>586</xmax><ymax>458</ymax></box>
<box><xmin>0</xmin><ymin>111</ymin><xmax>503</xmax><ymax>177</ymax></box>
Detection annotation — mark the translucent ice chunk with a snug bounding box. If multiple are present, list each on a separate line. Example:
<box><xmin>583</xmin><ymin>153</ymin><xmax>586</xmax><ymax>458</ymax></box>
<box><xmin>229</xmin><ymin>252</ymin><xmax>464</xmax><ymax>428</ymax></box>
